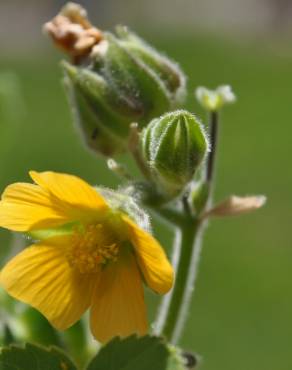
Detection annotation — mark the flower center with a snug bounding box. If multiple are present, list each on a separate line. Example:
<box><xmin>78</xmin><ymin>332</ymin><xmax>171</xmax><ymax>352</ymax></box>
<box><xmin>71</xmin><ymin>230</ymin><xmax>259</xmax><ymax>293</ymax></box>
<box><xmin>67</xmin><ymin>223</ymin><xmax>119</xmax><ymax>273</ymax></box>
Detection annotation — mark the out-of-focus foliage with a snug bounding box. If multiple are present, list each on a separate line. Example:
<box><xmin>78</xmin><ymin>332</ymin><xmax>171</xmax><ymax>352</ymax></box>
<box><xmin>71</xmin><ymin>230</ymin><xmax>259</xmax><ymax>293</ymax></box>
<box><xmin>0</xmin><ymin>72</ymin><xmax>25</xmax><ymax>160</ymax></box>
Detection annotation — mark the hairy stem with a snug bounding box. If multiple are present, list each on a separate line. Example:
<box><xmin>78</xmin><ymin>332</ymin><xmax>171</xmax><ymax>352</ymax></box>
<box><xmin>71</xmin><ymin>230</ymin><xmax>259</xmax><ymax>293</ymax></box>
<box><xmin>206</xmin><ymin>111</ymin><xmax>219</xmax><ymax>185</ymax></box>
<box><xmin>169</xmin><ymin>221</ymin><xmax>206</xmax><ymax>344</ymax></box>
<box><xmin>157</xmin><ymin>218</ymin><xmax>202</xmax><ymax>343</ymax></box>
<box><xmin>154</xmin><ymin>229</ymin><xmax>182</xmax><ymax>335</ymax></box>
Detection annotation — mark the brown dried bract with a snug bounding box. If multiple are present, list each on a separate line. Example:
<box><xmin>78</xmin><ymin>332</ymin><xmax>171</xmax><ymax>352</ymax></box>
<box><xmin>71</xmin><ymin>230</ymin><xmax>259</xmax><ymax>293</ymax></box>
<box><xmin>202</xmin><ymin>195</ymin><xmax>266</xmax><ymax>219</ymax></box>
<box><xmin>43</xmin><ymin>2</ymin><xmax>103</xmax><ymax>61</ymax></box>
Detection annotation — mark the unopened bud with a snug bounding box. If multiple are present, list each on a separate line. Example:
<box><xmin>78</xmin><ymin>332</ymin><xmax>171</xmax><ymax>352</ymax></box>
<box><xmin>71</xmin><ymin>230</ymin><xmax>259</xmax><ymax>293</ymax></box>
<box><xmin>115</xmin><ymin>25</ymin><xmax>186</xmax><ymax>104</ymax></box>
<box><xmin>45</xmin><ymin>3</ymin><xmax>186</xmax><ymax>156</ymax></box>
<box><xmin>141</xmin><ymin>110</ymin><xmax>209</xmax><ymax>198</ymax></box>
<box><xmin>107</xmin><ymin>158</ymin><xmax>132</xmax><ymax>180</ymax></box>
<box><xmin>195</xmin><ymin>85</ymin><xmax>236</xmax><ymax>111</ymax></box>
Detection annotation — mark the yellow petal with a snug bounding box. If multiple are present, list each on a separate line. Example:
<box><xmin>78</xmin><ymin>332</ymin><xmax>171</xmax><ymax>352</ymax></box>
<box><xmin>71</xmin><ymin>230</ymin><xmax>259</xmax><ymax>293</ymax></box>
<box><xmin>0</xmin><ymin>183</ymin><xmax>71</xmax><ymax>231</ymax></box>
<box><xmin>0</xmin><ymin>236</ymin><xmax>95</xmax><ymax>330</ymax></box>
<box><xmin>123</xmin><ymin>216</ymin><xmax>174</xmax><ymax>295</ymax></box>
<box><xmin>29</xmin><ymin>171</ymin><xmax>108</xmax><ymax>216</ymax></box>
<box><xmin>90</xmin><ymin>252</ymin><xmax>147</xmax><ymax>343</ymax></box>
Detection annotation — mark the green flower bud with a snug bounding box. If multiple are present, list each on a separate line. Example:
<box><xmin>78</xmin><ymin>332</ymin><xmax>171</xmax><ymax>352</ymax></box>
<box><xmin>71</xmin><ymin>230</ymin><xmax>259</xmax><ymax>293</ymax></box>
<box><xmin>141</xmin><ymin>110</ymin><xmax>209</xmax><ymax>198</ymax></box>
<box><xmin>62</xmin><ymin>28</ymin><xmax>186</xmax><ymax>156</ymax></box>
<box><xmin>195</xmin><ymin>85</ymin><xmax>236</xmax><ymax>112</ymax></box>
<box><xmin>115</xmin><ymin>26</ymin><xmax>186</xmax><ymax>105</ymax></box>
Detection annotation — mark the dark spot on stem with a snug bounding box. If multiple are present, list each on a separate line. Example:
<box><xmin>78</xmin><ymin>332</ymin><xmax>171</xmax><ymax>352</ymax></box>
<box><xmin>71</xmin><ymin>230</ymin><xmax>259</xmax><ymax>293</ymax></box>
<box><xmin>183</xmin><ymin>352</ymin><xmax>198</xmax><ymax>369</ymax></box>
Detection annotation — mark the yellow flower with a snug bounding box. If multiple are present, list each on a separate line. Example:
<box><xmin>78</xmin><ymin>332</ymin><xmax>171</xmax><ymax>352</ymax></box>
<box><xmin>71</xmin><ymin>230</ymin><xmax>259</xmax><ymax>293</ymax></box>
<box><xmin>0</xmin><ymin>171</ymin><xmax>173</xmax><ymax>343</ymax></box>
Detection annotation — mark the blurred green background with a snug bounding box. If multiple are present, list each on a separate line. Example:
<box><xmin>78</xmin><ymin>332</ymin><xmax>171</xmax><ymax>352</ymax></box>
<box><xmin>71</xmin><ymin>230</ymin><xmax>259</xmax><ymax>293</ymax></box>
<box><xmin>1</xmin><ymin>1</ymin><xmax>292</xmax><ymax>370</ymax></box>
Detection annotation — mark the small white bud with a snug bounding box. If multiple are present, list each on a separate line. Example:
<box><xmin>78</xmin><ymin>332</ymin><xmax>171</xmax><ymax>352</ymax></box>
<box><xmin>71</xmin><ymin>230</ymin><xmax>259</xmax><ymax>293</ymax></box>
<box><xmin>217</xmin><ymin>85</ymin><xmax>236</xmax><ymax>104</ymax></box>
<box><xmin>195</xmin><ymin>85</ymin><xmax>236</xmax><ymax>111</ymax></box>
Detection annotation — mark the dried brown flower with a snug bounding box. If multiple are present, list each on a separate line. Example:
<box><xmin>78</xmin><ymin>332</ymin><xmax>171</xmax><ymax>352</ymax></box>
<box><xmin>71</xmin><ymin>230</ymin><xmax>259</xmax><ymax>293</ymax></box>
<box><xmin>43</xmin><ymin>2</ymin><xmax>103</xmax><ymax>62</ymax></box>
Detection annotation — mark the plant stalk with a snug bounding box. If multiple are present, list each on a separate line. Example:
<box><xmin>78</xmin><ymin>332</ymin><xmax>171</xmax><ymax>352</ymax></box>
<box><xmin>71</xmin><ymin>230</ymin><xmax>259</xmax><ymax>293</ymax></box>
<box><xmin>157</xmin><ymin>218</ymin><xmax>200</xmax><ymax>343</ymax></box>
<box><xmin>206</xmin><ymin>110</ymin><xmax>219</xmax><ymax>185</ymax></box>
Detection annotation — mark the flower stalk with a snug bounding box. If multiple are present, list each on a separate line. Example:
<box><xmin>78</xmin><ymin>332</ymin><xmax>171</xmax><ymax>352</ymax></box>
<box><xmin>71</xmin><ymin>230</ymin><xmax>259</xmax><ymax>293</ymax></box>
<box><xmin>206</xmin><ymin>110</ymin><xmax>219</xmax><ymax>185</ymax></box>
<box><xmin>156</xmin><ymin>217</ymin><xmax>199</xmax><ymax>344</ymax></box>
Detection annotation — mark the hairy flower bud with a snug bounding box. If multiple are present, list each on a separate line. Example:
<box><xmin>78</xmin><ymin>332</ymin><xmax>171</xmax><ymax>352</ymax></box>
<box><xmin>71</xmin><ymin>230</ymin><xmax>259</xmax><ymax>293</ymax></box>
<box><xmin>45</xmin><ymin>3</ymin><xmax>187</xmax><ymax>156</ymax></box>
<box><xmin>141</xmin><ymin>110</ymin><xmax>209</xmax><ymax>198</ymax></box>
<box><xmin>115</xmin><ymin>26</ymin><xmax>186</xmax><ymax>105</ymax></box>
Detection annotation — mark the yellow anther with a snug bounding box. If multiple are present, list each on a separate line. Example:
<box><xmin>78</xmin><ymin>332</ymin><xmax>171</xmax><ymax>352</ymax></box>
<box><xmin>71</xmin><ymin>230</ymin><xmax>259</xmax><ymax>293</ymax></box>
<box><xmin>66</xmin><ymin>223</ymin><xmax>120</xmax><ymax>273</ymax></box>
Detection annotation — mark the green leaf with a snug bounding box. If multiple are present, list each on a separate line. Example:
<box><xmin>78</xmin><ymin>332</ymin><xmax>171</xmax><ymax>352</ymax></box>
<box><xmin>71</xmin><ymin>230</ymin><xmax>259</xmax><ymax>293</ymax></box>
<box><xmin>0</xmin><ymin>343</ymin><xmax>77</xmax><ymax>370</ymax></box>
<box><xmin>86</xmin><ymin>335</ymin><xmax>185</xmax><ymax>370</ymax></box>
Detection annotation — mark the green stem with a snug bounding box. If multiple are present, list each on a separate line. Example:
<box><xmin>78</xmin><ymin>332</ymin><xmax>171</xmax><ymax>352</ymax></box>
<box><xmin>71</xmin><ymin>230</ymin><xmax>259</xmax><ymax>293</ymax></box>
<box><xmin>169</xmin><ymin>221</ymin><xmax>206</xmax><ymax>344</ymax></box>
<box><xmin>156</xmin><ymin>217</ymin><xmax>202</xmax><ymax>343</ymax></box>
<box><xmin>63</xmin><ymin>320</ymin><xmax>89</xmax><ymax>367</ymax></box>
<box><xmin>151</xmin><ymin>206</ymin><xmax>185</xmax><ymax>226</ymax></box>
<box><xmin>206</xmin><ymin>110</ymin><xmax>219</xmax><ymax>185</ymax></box>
